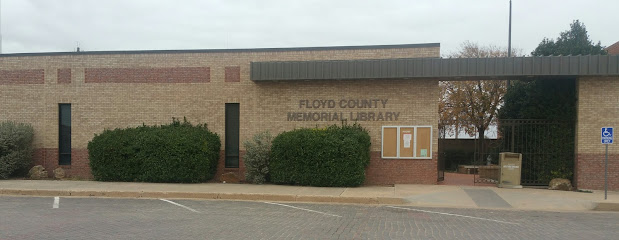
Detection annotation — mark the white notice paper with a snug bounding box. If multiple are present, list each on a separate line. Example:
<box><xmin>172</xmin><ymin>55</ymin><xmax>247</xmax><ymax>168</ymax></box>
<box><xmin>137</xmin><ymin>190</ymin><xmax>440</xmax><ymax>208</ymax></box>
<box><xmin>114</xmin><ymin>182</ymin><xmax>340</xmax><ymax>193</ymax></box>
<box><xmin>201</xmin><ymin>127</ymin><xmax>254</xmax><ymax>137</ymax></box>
<box><xmin>420</xmin><ymin>149</ymin><xmax>427</xmax><ymax>157</ymax></box>
<box><xmin>403</xmin><ymin>134</ymin><xmax>412</xmax><ymax>148</ymax></box>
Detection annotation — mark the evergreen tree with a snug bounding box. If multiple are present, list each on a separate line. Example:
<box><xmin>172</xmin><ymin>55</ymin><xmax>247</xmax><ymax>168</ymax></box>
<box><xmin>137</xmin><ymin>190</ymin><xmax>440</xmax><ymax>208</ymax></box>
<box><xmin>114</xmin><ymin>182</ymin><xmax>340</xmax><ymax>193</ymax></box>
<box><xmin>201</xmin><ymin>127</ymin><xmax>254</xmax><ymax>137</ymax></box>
<box><xmin>501</xmin><ymin>20</ymin><xmax>606</xmax><ymax>120</ymax></box>
<box><xmin>499</xmin><ymin>20</ymin><xmax>607</xmax><ymax>182</ymax></box>
<box><xmin>531</xmin><ymin>20</ymin><xmax>607</xmax><ymax>56</ymax></box>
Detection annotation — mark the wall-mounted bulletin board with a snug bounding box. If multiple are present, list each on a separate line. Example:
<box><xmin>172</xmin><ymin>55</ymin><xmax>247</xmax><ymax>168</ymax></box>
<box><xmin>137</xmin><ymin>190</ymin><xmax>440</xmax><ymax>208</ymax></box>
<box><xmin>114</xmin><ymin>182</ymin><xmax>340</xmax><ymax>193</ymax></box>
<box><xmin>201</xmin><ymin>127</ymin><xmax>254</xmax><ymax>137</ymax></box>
<box><xmin>399</xmin><ymin>127</ymin><xmax>415</xmax><ymax>158</ymax></box>
<box><xmin>381</xmin><ymin>126</ymin><xmax>432</xmax><ymax>159</ymax></box>
<box><xmin>382</xmin><ymin>127</ymin><xmax>398</xmax><ymax>158</ymax></box>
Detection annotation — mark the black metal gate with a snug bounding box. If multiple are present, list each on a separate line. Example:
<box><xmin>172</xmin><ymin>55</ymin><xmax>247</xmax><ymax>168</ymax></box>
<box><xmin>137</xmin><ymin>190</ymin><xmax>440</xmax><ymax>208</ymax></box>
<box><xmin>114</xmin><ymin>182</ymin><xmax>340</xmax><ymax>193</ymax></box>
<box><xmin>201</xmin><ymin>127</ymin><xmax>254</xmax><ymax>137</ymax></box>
<box><xmin>472</xmin><ymin>136</ymin><xmax>502</xmax><ymax>184</ymax></box>
<box><xmin>474</xmin><ymin>119</ymin><xmax>575</xmax><ymax>186</ymax></box>
<box><xmin>438</xmin><ymin>139</ymin><xmax>445</xmax><ymax>181</ymax></box>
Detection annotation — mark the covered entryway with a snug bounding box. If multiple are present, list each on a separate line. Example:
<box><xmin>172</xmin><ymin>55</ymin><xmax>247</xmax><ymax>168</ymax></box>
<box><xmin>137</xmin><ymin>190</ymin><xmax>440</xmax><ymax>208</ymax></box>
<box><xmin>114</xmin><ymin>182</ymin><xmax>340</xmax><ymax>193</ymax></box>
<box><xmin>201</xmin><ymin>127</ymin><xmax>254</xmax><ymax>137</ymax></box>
<box><xmin>252</xmin><ymin>55</ymin><xmax>619</xmax><ymax>189</ymax></box>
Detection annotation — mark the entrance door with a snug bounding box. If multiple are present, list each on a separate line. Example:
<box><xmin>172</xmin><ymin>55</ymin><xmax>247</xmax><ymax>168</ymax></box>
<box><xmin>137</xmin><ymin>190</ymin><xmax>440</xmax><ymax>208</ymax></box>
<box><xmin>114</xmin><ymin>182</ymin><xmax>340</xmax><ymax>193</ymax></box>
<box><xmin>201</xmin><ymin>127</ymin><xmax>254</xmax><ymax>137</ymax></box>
<box><xmin>225</xmin><ymin>103</ymin><xmax>240</xmax><ymax>168</ymax></box>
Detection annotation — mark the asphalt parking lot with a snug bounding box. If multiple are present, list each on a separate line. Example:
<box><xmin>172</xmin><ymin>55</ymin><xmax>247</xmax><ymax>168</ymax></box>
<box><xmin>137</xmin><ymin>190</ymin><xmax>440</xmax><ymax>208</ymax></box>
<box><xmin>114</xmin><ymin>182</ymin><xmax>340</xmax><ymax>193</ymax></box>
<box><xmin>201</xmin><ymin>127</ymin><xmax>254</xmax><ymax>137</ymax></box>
<box><xmin>1</xmin><ymin>196</ymin><xmax>618</xmax><ymax>239</ymax></box>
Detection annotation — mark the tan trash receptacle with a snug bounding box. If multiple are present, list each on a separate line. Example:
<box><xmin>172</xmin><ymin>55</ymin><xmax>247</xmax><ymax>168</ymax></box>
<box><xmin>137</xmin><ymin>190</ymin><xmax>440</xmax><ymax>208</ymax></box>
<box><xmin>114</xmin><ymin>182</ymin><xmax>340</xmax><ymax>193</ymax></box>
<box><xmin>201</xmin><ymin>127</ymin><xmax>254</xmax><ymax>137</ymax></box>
<box><xmin>498</xmin><ymin>152</ymin><xmax>523</xmax><ymax>188</ymax></box>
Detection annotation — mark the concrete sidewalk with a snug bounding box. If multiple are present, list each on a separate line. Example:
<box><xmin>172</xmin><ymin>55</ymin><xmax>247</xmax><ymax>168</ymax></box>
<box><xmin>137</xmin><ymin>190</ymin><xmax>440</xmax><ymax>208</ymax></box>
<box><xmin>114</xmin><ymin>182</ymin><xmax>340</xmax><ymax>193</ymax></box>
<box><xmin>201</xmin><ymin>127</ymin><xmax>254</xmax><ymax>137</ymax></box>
<box><xmin>1</xmin><ymin>180</ymin><xmax>618</xmax><ymax>212</ymax></box>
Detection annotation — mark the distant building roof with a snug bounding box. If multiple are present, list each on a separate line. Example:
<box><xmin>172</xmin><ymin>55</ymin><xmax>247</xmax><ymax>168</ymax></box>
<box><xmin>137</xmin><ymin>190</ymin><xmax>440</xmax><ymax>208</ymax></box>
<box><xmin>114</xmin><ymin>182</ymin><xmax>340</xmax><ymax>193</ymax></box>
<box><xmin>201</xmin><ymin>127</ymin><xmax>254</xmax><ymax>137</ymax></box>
<box><xmin>608</xmin><ymin>41</ymin><xmax>619</xmax><ymax>55</ymax></box>
<box><xmin>0</xmin><ymin>43</ymin><xmax>440</xmax><ymax>57</ymax></box>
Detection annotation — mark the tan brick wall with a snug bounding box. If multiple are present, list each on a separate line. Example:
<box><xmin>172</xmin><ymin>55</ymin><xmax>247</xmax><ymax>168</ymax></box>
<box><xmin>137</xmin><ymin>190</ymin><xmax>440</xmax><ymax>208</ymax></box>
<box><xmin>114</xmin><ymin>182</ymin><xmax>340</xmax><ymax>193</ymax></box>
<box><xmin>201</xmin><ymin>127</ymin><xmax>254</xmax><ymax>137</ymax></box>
<box><xmin>576</xmin><ymin>76</ymin><xmax>619</xmax><ymax>190</ymax></box>
<box><xmin>0</xmin><ymin>46</ymin><xmax>440</xmax><ymax>183</ymax></box>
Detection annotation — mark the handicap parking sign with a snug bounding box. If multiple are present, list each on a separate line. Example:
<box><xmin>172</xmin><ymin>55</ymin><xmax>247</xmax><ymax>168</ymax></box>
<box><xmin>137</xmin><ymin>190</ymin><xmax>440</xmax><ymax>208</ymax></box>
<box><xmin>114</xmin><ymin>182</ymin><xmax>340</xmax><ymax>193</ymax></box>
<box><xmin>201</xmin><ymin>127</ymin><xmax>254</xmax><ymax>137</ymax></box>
<box><xmin>601</xmin><ymin>127</ymin><xmax>613</xmax><ymax>144</ymax></box>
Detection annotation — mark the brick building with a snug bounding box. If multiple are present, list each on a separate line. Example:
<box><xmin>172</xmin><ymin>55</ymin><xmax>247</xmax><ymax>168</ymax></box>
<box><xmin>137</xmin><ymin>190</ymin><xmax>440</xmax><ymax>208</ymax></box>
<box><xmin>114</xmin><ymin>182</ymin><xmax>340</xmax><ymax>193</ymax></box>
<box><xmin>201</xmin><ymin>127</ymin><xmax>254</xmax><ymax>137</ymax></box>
<box><xmin>0</xmin><ymin>43</ymin><xmax>617</xmax><ymax>189</ymax></box>
<box><xmin>607</xmin><ymin>41</ymin><xmax>619</xmax><ymax>55</ymax></box>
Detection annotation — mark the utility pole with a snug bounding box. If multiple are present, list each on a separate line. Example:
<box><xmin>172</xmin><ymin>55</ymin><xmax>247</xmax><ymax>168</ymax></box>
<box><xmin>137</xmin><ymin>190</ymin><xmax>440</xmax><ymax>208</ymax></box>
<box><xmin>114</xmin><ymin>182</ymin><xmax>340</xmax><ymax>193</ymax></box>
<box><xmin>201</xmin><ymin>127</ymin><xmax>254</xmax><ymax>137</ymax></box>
<box><xmin>507</xmin><ymin>0</ymin><xmax>512</xmax><ymax>88</ymax></box>
<box><xmin>0</xmin><ymin>0</ymin><xmax>3</xmax><ymax>54</ymax></box>
<box><xmin>508</xmin><ymin>0</ymin><xmax>512</xmax><ymax>58</ymax></box>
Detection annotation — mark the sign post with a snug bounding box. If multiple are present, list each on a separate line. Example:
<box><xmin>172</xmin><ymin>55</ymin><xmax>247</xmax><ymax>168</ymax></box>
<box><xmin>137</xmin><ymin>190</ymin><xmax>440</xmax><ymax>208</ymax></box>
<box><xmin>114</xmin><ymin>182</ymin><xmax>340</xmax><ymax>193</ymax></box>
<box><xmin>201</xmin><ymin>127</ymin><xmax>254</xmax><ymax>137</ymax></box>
<box><xmin>601</xmin><ymin>127</ymin><xmax>613</xmax><ymax>200</ymax></box>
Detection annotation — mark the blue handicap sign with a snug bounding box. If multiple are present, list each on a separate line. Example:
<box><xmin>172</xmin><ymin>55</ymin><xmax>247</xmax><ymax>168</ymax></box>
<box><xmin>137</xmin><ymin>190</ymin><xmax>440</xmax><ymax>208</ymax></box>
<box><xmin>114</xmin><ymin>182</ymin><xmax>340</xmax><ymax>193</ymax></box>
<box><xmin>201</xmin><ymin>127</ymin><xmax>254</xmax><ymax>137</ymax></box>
<box><xmin>601</xmin><ymin>127</ymin><xmax>613</xmax><ymax>144</ymax></box>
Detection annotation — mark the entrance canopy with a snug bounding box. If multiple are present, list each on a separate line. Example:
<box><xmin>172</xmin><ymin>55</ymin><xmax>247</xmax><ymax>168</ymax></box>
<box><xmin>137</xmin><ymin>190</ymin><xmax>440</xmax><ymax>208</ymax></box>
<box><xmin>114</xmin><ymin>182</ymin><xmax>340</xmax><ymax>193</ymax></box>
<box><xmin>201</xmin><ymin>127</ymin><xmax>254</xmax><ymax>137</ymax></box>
<box><xmin>251</xmin><ymin>55</ymin><xmax>619</xmax><ymax>81</ymax></box>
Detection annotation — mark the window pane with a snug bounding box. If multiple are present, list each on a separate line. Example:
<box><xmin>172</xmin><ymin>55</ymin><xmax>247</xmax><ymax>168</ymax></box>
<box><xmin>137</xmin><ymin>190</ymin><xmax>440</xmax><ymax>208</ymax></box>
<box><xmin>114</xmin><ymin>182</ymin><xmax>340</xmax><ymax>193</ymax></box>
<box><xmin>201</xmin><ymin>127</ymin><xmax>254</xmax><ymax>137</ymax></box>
<box><xmin>59</xmin><ymin>104</ymin><xmax>71</xmax><ymax>165</ymax></box>
<box><xmin>225</xmin><ymin>103</ymin><xmax>240</xmax><ymax>168</ymax></box>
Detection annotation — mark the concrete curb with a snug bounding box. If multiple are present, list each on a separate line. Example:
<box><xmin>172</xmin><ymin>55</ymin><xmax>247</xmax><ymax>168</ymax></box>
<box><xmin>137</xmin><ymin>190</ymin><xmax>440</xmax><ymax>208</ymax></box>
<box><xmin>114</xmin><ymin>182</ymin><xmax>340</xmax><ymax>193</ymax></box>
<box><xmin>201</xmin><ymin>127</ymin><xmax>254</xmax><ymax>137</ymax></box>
<box><xmin>593</xmin><ymin>201</ymin><xmax>619</xmax><ymax>211</ymax></box>
<box><xmin>0</xmin><ymin>189</ymin><xmax>405</xmax><ymax>205</ymax></box>
<box><xmin>3</xmin><ymin>188</ymin><xmax>615</xmax><ymax>211</ymax></box>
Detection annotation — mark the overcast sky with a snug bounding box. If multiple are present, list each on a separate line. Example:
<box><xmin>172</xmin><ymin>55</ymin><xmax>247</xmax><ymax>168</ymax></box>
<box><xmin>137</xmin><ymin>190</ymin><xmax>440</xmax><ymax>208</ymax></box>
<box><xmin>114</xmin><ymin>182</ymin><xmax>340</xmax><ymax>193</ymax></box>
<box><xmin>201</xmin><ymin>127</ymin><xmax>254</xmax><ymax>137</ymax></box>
<box><xmin>1</xmin><ymin>0</ymin><xmax>617</xmax><ymax>56</ymax></box>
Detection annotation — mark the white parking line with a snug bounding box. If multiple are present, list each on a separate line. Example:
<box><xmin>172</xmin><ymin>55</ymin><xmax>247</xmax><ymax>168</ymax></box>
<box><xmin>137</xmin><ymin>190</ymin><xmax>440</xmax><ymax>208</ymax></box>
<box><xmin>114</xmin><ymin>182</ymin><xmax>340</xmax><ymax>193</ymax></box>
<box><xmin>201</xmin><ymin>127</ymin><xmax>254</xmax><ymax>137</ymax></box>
<box><xmin>263</xmin><ymin>202</ymin><xmax>342</xmax><ymax>217</ymax></box>
<box><xmin>53</xmin><ymin>197</ymin><xmax>59</xmax><ymax>209</ymax></box>
<box><xmin>385</xmin><ymin>206</ymin><xmax>518</xmax><ymax>225</ymax></box>
<box><xmin>159</xmin><ymin>199</ymin><xmax>200</xmax><ymax>213</ymax></box>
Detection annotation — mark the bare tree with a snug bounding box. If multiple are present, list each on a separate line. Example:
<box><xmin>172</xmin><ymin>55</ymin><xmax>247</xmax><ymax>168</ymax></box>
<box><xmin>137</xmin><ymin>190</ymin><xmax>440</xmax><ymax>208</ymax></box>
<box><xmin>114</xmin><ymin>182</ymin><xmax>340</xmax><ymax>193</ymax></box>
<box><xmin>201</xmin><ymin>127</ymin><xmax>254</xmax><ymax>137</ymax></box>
<box><xmin>438</xmin><ymin>81</ymin><xmax>467</xmax><ymax>139</ymax></box>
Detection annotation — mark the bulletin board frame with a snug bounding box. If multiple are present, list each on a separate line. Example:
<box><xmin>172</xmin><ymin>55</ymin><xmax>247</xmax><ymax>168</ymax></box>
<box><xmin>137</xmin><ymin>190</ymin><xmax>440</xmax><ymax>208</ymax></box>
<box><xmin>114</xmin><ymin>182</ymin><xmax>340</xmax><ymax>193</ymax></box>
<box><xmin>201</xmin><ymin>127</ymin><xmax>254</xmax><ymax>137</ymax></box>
<box><xmin>381</xmin><ymin>125</ymin><xmax>433</xmax><ymax>159</ymax></box>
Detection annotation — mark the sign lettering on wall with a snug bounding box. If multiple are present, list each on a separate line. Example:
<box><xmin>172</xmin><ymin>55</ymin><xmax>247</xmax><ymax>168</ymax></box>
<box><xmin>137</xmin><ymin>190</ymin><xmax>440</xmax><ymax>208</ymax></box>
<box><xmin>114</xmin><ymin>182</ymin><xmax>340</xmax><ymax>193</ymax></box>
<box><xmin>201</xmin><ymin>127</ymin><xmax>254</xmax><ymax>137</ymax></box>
<box><xmin>287</xmin><ymin>99</ymin><xmax>401</xmax><ymax>121</ymax></box>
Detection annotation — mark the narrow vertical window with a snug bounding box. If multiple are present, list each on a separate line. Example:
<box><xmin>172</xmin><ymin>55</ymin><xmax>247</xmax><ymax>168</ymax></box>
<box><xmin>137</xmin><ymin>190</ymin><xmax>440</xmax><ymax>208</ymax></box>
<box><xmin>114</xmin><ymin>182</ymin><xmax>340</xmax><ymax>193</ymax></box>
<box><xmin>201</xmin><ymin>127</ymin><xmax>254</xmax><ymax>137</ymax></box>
<box><xmin>59</xmin><ymin>104</ymin><xmax>71</xmax><ymax>165</ymax></box>
<box><xmin>225</xmin><ymin>103</ymin><xmax>240</xmax><ymax>168</ymax></box>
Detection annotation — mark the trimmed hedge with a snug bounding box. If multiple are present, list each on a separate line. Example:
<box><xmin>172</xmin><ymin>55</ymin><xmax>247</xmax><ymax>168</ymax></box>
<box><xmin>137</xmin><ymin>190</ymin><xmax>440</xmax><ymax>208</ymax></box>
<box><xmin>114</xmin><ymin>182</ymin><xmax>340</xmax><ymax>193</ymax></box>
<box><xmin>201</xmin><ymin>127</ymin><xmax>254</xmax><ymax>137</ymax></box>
<box><xmin>88</xmin><ymin>118</ymin><xmax>220</xmax><ymax>183</ymax></box>
<box><xmin>270</xmin><ymin>123</ymin><xmax>371</xmax><ymax>187</ymax></box>
<box><xmin>0</xmin><ymin>121</ymin><xmax>34</xmax><ymax>179</ymax></box>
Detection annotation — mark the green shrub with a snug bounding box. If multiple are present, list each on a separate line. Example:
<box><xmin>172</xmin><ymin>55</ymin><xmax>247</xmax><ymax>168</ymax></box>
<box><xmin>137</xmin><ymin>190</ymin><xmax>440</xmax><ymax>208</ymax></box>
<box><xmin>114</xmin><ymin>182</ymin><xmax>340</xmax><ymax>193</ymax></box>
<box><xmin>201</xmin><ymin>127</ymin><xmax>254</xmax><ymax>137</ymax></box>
<box><xmin>270</xmin><ymin>123</ymin><xmax>371</xmax><ymax>187</ymax></box>
<box><xmin>88</xmin><ymin>118</ymin><xmax>220</xmax><ymax>183</ymax></box>
<box><xmin>243</xmin><ymin>131</ymin><xmax>273</xmax><ymax>184</ymax></box>
<box><xmin>0</xmin><ymin>121</ymin><xmax>34</xmax><ymax>179</ymax></box>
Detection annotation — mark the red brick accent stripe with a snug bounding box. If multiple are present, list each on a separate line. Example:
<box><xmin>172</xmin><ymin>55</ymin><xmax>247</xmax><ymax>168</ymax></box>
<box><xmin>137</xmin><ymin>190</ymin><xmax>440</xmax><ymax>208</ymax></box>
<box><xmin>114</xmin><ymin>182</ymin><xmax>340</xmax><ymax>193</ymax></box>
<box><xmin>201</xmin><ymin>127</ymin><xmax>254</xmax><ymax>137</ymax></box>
<box><xmin>57</xmin><ymin>68</ymin><xmax>71</xmax><ymax>84</ymax></box>
<box><xmin>29</xmin><ymin>148</ymin><xmax>438</xmax><ymax>184</ymax></box>
<box><xmin>225</xmin><ymin>66</ymin><xmax>241</xmax><ymax>82</ymax></box>
<box><xmin>0</xmin><ymin>69</ymin><xmax>44</xmax><ymax>84</ymax></box>
<box><xmin>576</xmin><ymin>153</ymin><xmax>618</xmax><ymax>190</ymax></box>
<box><xmin>213</xmin><ymin>150</ymin><xmax>438</xmax><ymax>185</ymax></box>
<box><xmin>32</xmin><ymin>148</ymin><xmax>92</xmax><ymax>179</ymax></box>
<box><xmin>85</xmin><ymin>67</ymin><xmax>210</xmax><ymax>83</ymax></box>
<box><xmin>365</xmin><ymin>151</ymin><xmax>437</xmax><ymax>185</ymax></box>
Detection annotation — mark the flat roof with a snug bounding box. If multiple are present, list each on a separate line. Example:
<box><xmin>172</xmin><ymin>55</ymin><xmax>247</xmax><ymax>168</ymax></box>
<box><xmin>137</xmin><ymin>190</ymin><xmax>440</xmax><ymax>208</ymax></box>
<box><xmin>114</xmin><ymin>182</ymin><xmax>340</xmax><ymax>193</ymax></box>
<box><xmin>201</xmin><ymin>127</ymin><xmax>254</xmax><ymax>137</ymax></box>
<box><xmin>0</xmin><ymin>43</ymin><xmax>440</xmax><ymax>58</ymax></box>
<box><xmin>251</xmin><ymin>55</ymin><xmax>619</xmax><ymax>81</ymax></box>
